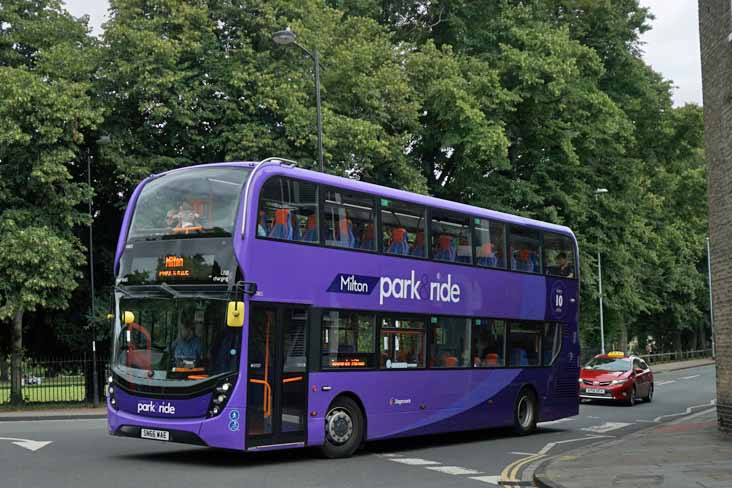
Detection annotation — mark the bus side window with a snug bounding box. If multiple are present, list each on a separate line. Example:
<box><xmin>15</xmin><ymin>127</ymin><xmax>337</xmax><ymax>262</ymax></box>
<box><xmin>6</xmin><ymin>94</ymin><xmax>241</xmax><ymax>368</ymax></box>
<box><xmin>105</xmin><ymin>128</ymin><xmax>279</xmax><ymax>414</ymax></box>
<box><xmin>543</xmin><ymin>233</ymin><xmax>576</xmax><ymax>279</ymax></box>
<box><xmin>474</xmin><ymin>218</ymin><xmax>506</xmax><ymax>269</ymax></box>
<box><xmin>323</xmin><ymin>189</ymin><xmax>376</xmax><ymax>251</ymax></box>
<box><xmin>508</xmin><ymin>322</ymin><xmax>541</xmax><ymax>367</ymax></box>
<box><xmin>509</xmin><ymin>226</ymin><xmax>541</xmax><ymax>274</ymax></box>
<box><xmin>471</xmin><ymin>319</ymin><xmax>506</xmax><ymax>367</ymax></box>
<box><xmin>381</xmin><ymin>199</ymin><xmax>426</xmax><ymax>258</ymax></box>
<box><xmin>258</xmin><ymin>176</ymin><xmax>319</xmax><ymax>243</ymax></box>
<box><xmin>431</xmin><ymin>210</ymin><xmax>471</xmax><ymax>264</ymax></box>
<box><xmin>380</xmin><ymin>316</ymin><xmax>425</xmax><ymax>368</ymax></box>
<box><xmin>429</xmin><ymin>317</ymin><xmax>471</xmax><ymax>368</ymax></box>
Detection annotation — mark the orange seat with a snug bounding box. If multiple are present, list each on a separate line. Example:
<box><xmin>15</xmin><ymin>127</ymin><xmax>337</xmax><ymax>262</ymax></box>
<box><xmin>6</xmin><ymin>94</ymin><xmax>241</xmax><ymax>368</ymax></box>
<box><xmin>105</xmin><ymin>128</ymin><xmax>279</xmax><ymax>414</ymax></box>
<box><xmin>484</xmin><ymin>353</ymin><xmax>498</xmax><ymax>366</ymax></box>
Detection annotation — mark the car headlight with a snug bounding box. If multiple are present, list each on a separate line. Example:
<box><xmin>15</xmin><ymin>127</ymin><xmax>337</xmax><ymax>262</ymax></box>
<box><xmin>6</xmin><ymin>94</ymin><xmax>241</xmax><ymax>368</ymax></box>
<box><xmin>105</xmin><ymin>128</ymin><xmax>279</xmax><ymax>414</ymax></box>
<box><xmin>611</xmin><ymin>379</ymin><xmax>628</xmax><ymax>385</ymax></box>
<box><xmin>578</xmin><ymin>378</ymin><xmax>583</xmax><ymax>383</ymax></box>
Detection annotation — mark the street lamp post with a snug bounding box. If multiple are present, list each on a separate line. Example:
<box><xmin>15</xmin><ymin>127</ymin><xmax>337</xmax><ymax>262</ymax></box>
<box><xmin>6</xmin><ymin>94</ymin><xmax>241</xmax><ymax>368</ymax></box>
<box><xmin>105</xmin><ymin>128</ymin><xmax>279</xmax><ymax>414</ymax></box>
<box><xmin>272</xmin><ymin>28</ymin><xmax>324</xmax><ymax>173</ymax></box>
<box><xmin>595</xmin><ymin>188</ymin><xmax>609</xmax><ymax>354</ymax></box>
<box><xmin>87</xmin><ymin>135</ymin><xmax>110</xmax><ymax>407</ymax></box>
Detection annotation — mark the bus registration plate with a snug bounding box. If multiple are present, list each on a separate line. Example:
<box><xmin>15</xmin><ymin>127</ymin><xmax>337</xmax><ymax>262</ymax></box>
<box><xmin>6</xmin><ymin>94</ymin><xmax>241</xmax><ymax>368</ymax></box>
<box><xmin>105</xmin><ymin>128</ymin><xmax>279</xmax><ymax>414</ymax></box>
<box><xmin>141</xmin><ymin>429</ymin><xmax>170</xmax><ymax>441</ymax></box>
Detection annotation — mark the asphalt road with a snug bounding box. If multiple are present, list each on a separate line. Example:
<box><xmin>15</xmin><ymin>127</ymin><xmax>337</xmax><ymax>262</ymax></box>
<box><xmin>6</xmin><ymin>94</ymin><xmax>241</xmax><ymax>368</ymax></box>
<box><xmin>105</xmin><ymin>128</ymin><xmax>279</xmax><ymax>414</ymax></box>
<box><xmin>0</xmin><ymin>364</ymin><xmax>716</xmax><ymax>488</ymax></box>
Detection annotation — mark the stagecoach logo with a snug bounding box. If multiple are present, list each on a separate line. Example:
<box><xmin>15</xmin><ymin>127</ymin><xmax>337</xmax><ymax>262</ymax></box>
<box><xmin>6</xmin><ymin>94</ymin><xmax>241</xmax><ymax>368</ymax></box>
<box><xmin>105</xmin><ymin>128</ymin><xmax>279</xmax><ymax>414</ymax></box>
<box><xmin>389</xmin><ymin>398</ymin><xmax>412</xmax><ymax>407</ymax></box>
<box><xmin>137</xmin><ymin>401</ymin><xmax>176</xmax><ymax>415</ymax></box>
<box><xmin>327</xmin><ymin>271</ymin><xmax>462</xmax><ymax>306</ymax></box>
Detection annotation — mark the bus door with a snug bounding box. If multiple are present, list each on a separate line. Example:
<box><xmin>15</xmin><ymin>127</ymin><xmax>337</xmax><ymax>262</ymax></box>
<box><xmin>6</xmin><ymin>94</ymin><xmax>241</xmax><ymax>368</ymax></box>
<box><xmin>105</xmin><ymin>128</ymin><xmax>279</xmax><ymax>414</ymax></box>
<box><xmin>246</xmin><ymin>304</ymin><xmax>308</xmax><ymax>448</ymax></box>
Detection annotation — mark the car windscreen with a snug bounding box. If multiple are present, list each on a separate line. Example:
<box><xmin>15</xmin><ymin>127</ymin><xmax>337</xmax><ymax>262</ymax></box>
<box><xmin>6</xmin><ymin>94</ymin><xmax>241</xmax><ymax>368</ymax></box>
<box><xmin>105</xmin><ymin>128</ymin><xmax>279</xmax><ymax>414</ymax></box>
<box><xmin>584</xmin><ymin>357</ymin><xmax>631</xmax><ymax>372</ymax></box>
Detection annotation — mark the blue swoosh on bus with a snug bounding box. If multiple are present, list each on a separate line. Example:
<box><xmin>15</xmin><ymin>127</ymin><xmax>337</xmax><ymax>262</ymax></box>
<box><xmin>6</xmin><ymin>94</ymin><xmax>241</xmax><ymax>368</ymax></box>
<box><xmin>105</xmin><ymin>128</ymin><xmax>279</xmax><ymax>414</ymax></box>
<box><xmin>327</xmin><ymin>274</ymin><xmax>379</xmax><ymax>295</ymax></box>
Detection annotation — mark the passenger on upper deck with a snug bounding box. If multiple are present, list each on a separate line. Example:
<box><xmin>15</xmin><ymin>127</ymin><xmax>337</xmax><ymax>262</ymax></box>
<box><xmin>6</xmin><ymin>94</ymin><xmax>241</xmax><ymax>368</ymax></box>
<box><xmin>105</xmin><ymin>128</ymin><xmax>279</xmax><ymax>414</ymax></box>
<box><xmin>167</xmin><ymin>201</ymin><xmax>201</xmax><ymax>229</ymax></box>
<box><xmin>555</xmin><ymin>252</ymin><xmax>574</xmax><ymax>278</ymax></box>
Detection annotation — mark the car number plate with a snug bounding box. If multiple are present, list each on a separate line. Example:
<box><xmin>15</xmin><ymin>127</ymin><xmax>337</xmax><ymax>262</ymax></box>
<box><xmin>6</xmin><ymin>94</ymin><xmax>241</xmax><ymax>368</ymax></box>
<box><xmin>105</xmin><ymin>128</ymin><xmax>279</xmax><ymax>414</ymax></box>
<box><xmin>586</xmin><ymin>388</ymin><xmax>605</xmax><ymax>394</ymax></box>
<box><xmin>141</xmin><ymin>429</ymin><xmax>170</xmax><ymax>441</ymax></box>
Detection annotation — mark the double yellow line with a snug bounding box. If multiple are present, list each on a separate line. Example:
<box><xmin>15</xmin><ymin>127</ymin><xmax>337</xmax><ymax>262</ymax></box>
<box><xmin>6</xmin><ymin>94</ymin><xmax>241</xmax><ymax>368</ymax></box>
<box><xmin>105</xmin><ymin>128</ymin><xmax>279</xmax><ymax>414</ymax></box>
<box><xmin>499</xmin><ymin>452</ymin><xmax>545</xmax><ymax>487</ymax></box>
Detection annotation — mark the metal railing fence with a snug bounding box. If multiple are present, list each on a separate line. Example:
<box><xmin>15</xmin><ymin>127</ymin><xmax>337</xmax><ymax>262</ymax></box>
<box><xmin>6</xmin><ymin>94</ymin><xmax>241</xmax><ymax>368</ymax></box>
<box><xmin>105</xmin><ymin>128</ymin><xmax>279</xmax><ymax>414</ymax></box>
<box><xmin>639</xmin><ymin>348</ymin><xmax>713</xmax><ymax>365</ymax></box>
<box><xmin>0</xmin><ymin>355</ymin><xmax>108</xmax><ymax>406</ymax></box>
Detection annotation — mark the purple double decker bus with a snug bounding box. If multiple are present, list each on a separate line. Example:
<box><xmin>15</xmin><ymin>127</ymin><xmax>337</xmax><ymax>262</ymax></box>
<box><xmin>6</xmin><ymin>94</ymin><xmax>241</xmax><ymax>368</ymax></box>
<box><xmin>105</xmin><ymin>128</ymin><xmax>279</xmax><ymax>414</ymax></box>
<box><xmin>108</xmin><ymin>158</ymin><xmax>580</xmax><ymax>457</ymax></box>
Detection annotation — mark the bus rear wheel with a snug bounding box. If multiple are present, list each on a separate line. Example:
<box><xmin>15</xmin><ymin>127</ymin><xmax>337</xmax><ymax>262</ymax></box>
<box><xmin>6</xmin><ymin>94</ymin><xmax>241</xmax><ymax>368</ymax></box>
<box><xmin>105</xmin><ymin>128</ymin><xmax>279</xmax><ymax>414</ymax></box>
<box><xmin>321</xmin><ymin>396</ymin><xmax>363</xmax><ymax>459</ymax></box>
<box><xmin>513</xmin><ymin>387</ymin><xmax>538</xmax><ymax>435</ymax></box>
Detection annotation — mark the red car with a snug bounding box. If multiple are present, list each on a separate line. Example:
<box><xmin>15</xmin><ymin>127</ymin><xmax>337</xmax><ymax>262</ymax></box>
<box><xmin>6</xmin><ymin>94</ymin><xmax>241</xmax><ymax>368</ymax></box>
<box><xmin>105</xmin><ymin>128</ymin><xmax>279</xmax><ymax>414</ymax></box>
<box><xmin>579</xmin><ymin>352</ymin><xmax>654</xmax><ymax>406</ymax></box>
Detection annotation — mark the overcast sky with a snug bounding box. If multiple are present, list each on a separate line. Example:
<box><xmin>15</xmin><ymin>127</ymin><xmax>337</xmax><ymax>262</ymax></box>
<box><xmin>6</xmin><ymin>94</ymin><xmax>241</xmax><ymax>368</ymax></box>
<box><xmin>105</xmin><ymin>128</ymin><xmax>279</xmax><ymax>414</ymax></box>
<box><xmin>62</xmin><ymin>0</ymin><xmax>703</xmax><ymax>106</ymax></box>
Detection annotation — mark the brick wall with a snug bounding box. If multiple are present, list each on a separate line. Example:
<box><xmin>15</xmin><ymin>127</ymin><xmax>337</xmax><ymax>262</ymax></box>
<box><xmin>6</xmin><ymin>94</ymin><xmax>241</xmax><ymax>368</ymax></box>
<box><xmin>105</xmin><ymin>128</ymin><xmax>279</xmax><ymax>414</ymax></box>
<box><xmin>699</xmin><ymin>0</ymin><xmax>732</xmax><ymax>433</ymax></box>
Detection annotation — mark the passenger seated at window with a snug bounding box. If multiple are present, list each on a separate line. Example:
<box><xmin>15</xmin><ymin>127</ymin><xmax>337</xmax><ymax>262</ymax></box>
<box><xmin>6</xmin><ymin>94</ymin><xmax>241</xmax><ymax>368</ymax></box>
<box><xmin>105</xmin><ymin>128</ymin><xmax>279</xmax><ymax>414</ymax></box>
<box><xmin>387</xmin><ymin>227</ymin><xmax>409</xmax><ymax>255</ymax></box>
<box><xmin>412</xmin><ymin>231</ymin><xmax>425</xmax><ymax>257</ymax></box>
<box><xmin>303</xmin><ymin>214</ymin><xmax>318</xmax><ymax>242</ymax></box>
<box><xmin>360</xmin><ymin>223</ymin><xmax>375</xmax><ymax>250</ymax></box>
<box><xmin>434</xmin><ymin>235</ymin><xmax>456</xmax><ymax>261</ymax></box>
<box><xmin>167</xmin><ymin>201</ymin><xmax>201</xmax><ymax>229</ymax></box>
<box><xmin>257</xmin><ymin>210</ymin><xmax>270</xmax><ymax>237</ymax></box>
<box><xmin>554</xmin><ymin>252</ymin><xmax>574</xmax><ymax>278</ymax></box>
<box><xmin>513</xmin><ymin>249</ymin><xmax>533</xmax><ymax>272</ymax></box>
<box><xmin>456</xmin><ymin>235</ymin><xmax>471</xmax><ymax>263</ymax></box>
<box><xmin>477</xmin><ymin>242</ymin><xmax>498</xmax><ymax>267</ymax></box>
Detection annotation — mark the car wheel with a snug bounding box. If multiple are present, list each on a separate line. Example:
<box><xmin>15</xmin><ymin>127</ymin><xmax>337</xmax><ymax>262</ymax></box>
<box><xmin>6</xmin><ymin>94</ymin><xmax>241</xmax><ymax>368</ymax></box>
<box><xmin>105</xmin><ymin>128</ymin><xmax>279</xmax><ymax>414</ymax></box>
<box><xmin>643</xmin><ymin>384</ymin><xmax>653</xmax><ymax>403</ymax></box>
<box><xmin>513</xmin><ymin>387</ymin><xmax>538</xmax><ymax>435</ymax></box>
<box><xmin>627</xmin><ymin>385</ymin><xmax>637</xmax><ymax>406</ymax></box>
<box><xmin>321</xmin><ymin>396</ymin><xmax>364</xmax><ymax>459</ymax></box>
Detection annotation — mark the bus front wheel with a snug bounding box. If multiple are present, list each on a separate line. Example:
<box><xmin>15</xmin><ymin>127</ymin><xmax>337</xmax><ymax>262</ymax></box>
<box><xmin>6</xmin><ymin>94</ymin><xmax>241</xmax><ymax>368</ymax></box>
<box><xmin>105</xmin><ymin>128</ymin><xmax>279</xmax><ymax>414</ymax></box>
<box><xmin>513</xmin><ymin>387</ymin><xmax>538</xmax><ymax>435</ymax></box>
<box><xmin>321</xmin><ymin>396</ymin><xmax>364</xmax><ymax>459</ymax></box>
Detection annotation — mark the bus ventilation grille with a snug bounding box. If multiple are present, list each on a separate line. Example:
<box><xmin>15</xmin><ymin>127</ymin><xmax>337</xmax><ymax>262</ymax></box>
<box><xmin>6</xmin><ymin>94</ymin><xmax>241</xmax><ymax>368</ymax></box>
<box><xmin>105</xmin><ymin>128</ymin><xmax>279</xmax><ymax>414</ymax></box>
<box><xmin>554</xmin><ymin>365</ymin><xmax>580</xmax><ymax>398</ymax></box>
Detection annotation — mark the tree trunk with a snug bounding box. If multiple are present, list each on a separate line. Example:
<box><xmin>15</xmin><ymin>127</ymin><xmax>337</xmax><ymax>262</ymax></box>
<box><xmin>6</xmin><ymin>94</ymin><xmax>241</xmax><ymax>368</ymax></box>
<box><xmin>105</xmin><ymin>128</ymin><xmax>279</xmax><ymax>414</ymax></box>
<box><xmin>673</xmin><ymin>329</ymin><xmax>682</xmax><ymax>360</ymax></box>
<box><xmin>618</xmin><ymin>322</ymin><xmax>628</xmax><ymax>353</ymax></box>
<box><xmin>0</xmin><ymin>354</ymin><xmax>8</xmax><ymax>382</ymax></box>
<box><xmin>10</xmin><ymin>308</ymin><xmax>24</xmax><ymax>406</ymax></box>
<box><xmin>699</xmin><ymin>321</ymin><xmax>707</xmax><ymax>350</ymax></box>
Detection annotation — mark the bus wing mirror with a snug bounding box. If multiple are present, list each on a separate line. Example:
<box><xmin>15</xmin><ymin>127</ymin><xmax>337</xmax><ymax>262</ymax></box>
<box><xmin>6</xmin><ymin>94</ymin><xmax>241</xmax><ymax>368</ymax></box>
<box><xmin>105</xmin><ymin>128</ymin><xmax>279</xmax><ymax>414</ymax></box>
<box><xmin>122</xmin><ymin>311</ymin><xmax>135</xmax><ymax>325</ymax></box>
<box><xmin>227</xmin><ymin>301</ymin><xmax>245</xmax><ymax>328</ymax></box>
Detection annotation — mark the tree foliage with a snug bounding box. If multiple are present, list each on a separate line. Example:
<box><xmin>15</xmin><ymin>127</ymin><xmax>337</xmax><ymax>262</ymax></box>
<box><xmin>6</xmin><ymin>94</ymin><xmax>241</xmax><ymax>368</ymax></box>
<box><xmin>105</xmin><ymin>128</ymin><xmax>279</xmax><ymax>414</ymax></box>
<box><xmin>0</xmin><ymin>0</ymin><xmax>710</xmax><ymax>369</ymax></box>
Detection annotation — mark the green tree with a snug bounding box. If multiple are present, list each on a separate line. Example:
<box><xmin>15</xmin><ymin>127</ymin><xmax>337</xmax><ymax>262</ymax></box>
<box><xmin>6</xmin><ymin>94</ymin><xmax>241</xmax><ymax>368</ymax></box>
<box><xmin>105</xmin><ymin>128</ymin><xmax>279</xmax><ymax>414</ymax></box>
<box><xmin>0</xmin><ymin>0</ymin><xmax>100</xmax><ymax>404</ymax></box>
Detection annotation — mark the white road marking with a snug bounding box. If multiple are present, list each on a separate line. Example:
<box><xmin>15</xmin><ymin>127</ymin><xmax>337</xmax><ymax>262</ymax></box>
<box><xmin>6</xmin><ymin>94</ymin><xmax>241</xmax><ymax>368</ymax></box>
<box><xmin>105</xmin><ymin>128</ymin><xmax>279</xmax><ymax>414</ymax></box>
<box><xmin>537</xmin><ymin>435</ymin><xmax>613</xmax><ymax>455</ymax></box>
<box><xmin>379</xmin><ymin>453</ymin><xmax>401</xmax><ymax>458</ymax></box>
<box><xmin>470</xmin><ymin>475</ymin><xmax>501</xmax><ymax>485</ymax></box>
<box><xmin>654</xmin><ymin>399</ymin><xmax>717</xmax><ymax>423</ymax></box>
<box><xmin>426</xmin><ymin>466</ymin><xmax>482</xmax><ymax>475</ymax></box>
<box><xmin>0</xmin><ymin>437</ymin><xmax>53</xmax><ymax>452</ymax></box>
<box><xmin>636</xmin><ymin>419</ymin><xmax>659</xmax><ymax>423</ymax></box>
<box><xmin>389</xmin><ymin>458</ymin><xmax>441</xmax><ymax>466</ymax></box>
<box><xmin>539</xmin><ymin>417</ymin><xmax>573</xmax><ymax>426</ymax></box>
<box><xmin>510</xmin><ymin>451</ymin><xmax>537</xmax><ymax>456</ymax></box>
<box><xmin>680</xmin><ymin>375</ymin><xmax>700</xmax><ymax>380</ymax></box>
<box><xmin>587</xmin><ymin>416</ymin><xmax>601</xmax><ymax>419</ymax></box>
<box><xmin>656</xmin><ymin>380</ymin><xmax>676</xmax><ymax>386</ymax></box>
<box><xmin>581</xmin><ymin>422</ymin><xmax>632</xmax><ymax>433</ymax></box>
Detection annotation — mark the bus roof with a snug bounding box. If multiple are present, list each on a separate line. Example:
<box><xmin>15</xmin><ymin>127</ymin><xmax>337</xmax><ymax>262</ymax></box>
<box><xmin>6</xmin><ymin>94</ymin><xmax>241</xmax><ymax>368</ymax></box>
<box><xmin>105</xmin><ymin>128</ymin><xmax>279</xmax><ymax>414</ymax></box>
<box><xmin>153</xmin><ymin>160</ymin><xmax>576</xmax><ymax>240</ymax></box>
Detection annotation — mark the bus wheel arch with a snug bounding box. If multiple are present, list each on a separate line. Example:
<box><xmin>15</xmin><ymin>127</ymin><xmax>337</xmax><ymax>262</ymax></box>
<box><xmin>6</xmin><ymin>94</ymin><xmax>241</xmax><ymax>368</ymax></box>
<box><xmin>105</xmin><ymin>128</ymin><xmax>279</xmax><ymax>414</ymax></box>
<box><xmin>321</xmin><ymin>393</ymin><xmax>366</xmax><ymax>458</ymax></box>
<box><xmin>512</xmin><ymin>384</ymin><xmax>539</xmax><ymax>435</ymax></box>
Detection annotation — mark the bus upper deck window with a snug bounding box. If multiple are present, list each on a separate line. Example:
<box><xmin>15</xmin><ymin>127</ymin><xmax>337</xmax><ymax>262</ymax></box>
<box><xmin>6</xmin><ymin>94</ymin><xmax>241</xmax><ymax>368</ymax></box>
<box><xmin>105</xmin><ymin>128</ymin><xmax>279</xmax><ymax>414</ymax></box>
<box><xmin>381</xmin><ymin>199</ymin><xmax>426</xmax><ymax>258</ymax></box>
<box><xmin>258</xmin><ymin>177</ymin><xmax>319</xmax><ymax>243</ymax></box>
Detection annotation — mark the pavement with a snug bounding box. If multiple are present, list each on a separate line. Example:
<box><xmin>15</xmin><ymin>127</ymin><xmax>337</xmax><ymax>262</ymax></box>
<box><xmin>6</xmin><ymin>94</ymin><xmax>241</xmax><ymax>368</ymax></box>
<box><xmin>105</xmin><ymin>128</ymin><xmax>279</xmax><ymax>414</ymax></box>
<box><xmin>534</xmin><ymin>407</ymin><xmax>731</xmax><ymax>488</ymax></box>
